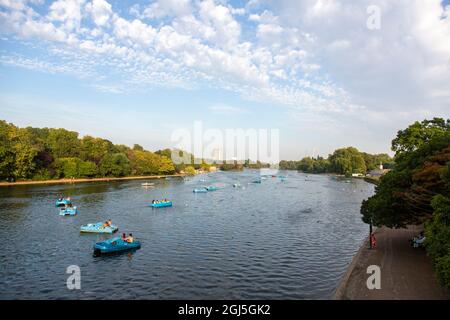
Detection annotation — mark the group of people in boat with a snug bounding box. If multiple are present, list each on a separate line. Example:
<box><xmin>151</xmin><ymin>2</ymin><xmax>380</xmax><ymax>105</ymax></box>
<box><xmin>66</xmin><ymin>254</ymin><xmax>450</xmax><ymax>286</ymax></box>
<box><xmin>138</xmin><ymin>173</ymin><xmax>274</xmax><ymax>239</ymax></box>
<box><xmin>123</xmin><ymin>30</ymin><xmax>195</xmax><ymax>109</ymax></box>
<box><xmin>151</xmin><ymin>199</ymin><xmax>170</xmax><ymax>204</ymax></box>
<box><xmin>58</xmin><ymin>196</ymin><xmax>73</xmax><ymax>210</ymax></box>
<box><xmin>58</xmin><ymin>196</ymin><xmax>136</xmax><ymax>245</ymax></box>
<box><xmin>121</xmin><ymin>233</ymin><xmax>134</xmax><ymax>243</ymax></box>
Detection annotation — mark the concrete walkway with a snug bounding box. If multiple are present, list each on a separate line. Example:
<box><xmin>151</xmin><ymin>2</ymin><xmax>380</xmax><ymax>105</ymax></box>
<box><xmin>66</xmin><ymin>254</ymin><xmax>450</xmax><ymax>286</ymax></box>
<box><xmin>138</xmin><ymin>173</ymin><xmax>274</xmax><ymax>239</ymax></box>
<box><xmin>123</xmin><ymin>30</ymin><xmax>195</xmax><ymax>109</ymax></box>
<box><xmin>335</xmin><ymin>226</ymin><xmax>450</xmax><ymax>300</ymax></box>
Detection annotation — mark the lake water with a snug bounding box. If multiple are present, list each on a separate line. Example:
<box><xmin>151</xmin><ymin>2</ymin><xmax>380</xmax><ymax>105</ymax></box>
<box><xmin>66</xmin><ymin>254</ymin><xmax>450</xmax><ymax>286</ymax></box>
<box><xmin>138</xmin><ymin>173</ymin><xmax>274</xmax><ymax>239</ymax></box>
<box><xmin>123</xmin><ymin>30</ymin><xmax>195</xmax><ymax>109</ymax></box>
<box><xmin>0</xmin><ymin>170</ymin><xmax>374</xmax><ymax>299</ymax></box>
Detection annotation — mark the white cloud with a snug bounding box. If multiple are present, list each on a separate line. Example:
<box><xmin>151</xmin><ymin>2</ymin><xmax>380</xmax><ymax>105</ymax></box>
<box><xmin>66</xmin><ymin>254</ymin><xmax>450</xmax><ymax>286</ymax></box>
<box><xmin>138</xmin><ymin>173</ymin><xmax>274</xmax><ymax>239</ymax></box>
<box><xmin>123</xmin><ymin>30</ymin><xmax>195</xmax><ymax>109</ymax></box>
<box><xmin>0</xmin><ymin>0</ymin><xmax>448</xmax><ymax>137</ymax></box>
<box><xmin>198</xmin><ymin>0</ymin><xmax>241</xmax><ymax>49</ymax></box>
<box><xmin>85</xmin><ymin>0</ymin><xmax>112</xmax><ymax>27</ymax></box>
<box><xmin>47</xmin><ymin>0</ymin><xmax>85</xmax><ymax>31</ymax></box>
<box><xmin>274</xmin><ymin>0</ymin><xmax>450</xmax><ymax>115</ymax></box>
<box><xmin>113</xmin><ymin>16</ymin><xmax>156</xmax><ymax>46</ymax></box>
<box><xmin>141</xmin><ymin>0</ymin><xmax>191</xmax><ymax>19</ymax></box>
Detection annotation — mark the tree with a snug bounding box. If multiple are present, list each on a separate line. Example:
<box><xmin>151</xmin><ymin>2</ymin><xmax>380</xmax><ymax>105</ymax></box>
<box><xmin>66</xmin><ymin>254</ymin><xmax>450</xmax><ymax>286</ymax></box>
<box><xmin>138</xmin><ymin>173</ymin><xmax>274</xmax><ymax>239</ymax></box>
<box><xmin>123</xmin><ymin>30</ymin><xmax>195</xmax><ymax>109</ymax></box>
<box><xmin>425</xmin><ymin>195</ymin><xmax>450</xmax><ymax>288</ymax></box>
<box><xmin>128</xmin><ymin>150</ymin><xmax>162</xmax><ymax>175</ymax></box>
<box><xmin>55</xmin><ymin>158</ymin><xmax>80</xmax><ymax>178</ymax></box>
<box><xmin>361</xmin><ymin>137</ymin><xmax>450</xmax><ymax>228</ymax></box>
<box><xmin>158</xmin><ymin>156</ymin><xmax>175</xmax><ymax>174</ymax></box>
<box><xmin>81</xmin><ymin>136</ymin><xmax>114</xmax><ymax>164</ymax></box>
<box><xmin>156</xmin><ymin>149</ymin><xmax>196</xmax><ymax>173</ymax></box>
<box><xmin>99</xmin><ymin>153</ymin><xmax>131</xmax><ymax>177</ymax></box>
<box><xmin>78</xmin><ymin>160</ymin><xmax>97</xmax><ymax>177</ymax></box>
<box><xmin>0</xmin><ymin>120</ymin><xmax>184</xmax><ymax>181</ymax></box>
<box><xmin>299</xmin><ymin>157</ymin><xmax>315</xmax><ymax>172</ymax></box>
<box><xmin>184</xmin><ymin>166</ymin><xmax>196</xmax><ymax>175</ymax></box>
<box><xmin>279</xmin><ymin>160</ymin><xmax>301</xmax><ymax>170</ymax></box>
<box><xmin>329</xmin><ymin>147</ymin><xmax>366</xmax><ymax>176</ymax></box>
<box><xmin>392</xmin><ymin>118</ymin><xmax>449</xmax><ymax>155</ymax></box>
<box><xmin>362</xmin><ymin>152</ymin><xmax>393</xmax><ymax>171</ymax></box>
<box><xmin>10</xmin><ymin>127</ymin><xmax>39</xmax><ymax>179</ymax></box>
<box><xmin>0</xmin><ymin>121</ymin><xmax>16</xmax><ymax>180</ymax></box>
<box><xmin>47</xmin><ymin>128</ymin><xmax>81</xmax><ymax>158</ymax></box>
<box><xmin>220</xmin><ymin>161</ymin><xmax>244</xmax><ymax>171</ymax></box>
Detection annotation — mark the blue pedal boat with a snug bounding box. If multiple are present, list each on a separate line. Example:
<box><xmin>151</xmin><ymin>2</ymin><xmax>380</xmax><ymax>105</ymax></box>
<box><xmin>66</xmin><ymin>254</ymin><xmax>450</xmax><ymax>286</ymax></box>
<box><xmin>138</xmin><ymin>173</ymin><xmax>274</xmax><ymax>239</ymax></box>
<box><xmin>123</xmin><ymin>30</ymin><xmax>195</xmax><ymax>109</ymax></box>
<box><xmin>93</xmin><ymin>237</ymin><xmax>141</xmax><ymax>256</ymax></box>
<box><xmin>56</xmin><ymin>199</ymin><xmax>71</xmax><ymax>207</ymax></box>
<box><xmin>205</xmin><ymin>186</ymin><xmax>219</xmax><ymax>191</ymax></box>
<box><xmin>80</xmin><ymin>222</ymin><xmax>118</xmax><ymax>234</ymax></box>
<box><xmin>193</xmin><ymin>188</ymin><xmax>208</xmax><ymax>193</ymax></box>
<box><xmin>150</xmin><ymin>201</ymin><xmax>173</xmax><ymax>208</ymax></box>
<box><xmin>59</xmin><ymin>206</ymin><xmax>77</xmax><ymax>216</ymax></box>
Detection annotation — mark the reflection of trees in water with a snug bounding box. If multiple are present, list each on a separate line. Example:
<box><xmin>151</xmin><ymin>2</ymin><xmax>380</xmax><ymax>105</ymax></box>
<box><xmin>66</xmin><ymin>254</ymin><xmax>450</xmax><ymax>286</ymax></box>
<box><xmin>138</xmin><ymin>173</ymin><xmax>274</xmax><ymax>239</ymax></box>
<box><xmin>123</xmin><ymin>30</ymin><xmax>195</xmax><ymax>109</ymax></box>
<box><xmin>0</xmin><ymin>200</ymin><xmax>30</xmax><ymax>225</ymax></box>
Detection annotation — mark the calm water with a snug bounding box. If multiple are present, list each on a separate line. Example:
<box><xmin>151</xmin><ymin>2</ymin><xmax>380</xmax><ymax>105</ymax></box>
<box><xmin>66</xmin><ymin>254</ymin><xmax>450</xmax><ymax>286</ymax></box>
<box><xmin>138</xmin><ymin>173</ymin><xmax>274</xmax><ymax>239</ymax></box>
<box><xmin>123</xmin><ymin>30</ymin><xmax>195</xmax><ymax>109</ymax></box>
<box><xmin>0</xmin><ymin>170</ymin><xmax>374</xmax><ymax>299</ymax></box>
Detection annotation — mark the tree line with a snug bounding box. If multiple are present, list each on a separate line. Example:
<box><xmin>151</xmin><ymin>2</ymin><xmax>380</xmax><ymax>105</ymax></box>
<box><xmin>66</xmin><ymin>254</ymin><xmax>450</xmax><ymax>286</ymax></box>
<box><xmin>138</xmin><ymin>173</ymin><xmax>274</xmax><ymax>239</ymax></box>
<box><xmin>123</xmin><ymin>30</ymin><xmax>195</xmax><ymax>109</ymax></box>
<box><xmin>0</xmin><ymin>120</ymin><xmax>180</xmax><ymax>181</ymax></box>
<box><xmin>360</xmin><ymin>118</ymin><xmax>450</xmax><ymax>288</ymax></box>
<box><xmin>0</xmin><ymin>120</ymin><xmax>273</xmax><ymax>182</ymax></box>
<box><xmin>279</xmin><ymin>147</ymin><xmax>394</xmax><ymax>176</ymax></box>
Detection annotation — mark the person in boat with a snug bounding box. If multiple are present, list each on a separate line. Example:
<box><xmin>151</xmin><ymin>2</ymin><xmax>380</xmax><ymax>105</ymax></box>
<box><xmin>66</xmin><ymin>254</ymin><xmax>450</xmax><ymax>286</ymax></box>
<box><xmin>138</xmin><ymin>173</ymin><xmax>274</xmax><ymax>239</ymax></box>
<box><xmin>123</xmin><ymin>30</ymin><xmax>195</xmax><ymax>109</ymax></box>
<box><xmin>152</xmin><ymin>200</ymin><xmax>155</xmax><ymax>204</ymax></box>
<box><xmin>125</xmin><ymin>233</ymin><xmax>134</xmax><ymax>243</ymax></box>
<box><xmin>121</xmin><ymin>233</ymin><xmax>127</xmax><ymax>240</ymax></box>
<box><xmin>101</xmin><ymin>219</ymin><xmax>112</xmax><ymax>229</ymax></box>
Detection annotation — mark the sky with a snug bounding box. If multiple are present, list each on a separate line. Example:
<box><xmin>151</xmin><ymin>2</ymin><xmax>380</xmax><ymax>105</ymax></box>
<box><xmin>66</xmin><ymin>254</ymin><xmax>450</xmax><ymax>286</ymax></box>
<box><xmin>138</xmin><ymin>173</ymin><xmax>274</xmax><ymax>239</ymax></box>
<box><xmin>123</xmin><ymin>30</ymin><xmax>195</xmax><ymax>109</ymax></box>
<box><xmin>0</xmin><ymin>0</ymin><xmax>449</xmax><ymax>160</ymax></box>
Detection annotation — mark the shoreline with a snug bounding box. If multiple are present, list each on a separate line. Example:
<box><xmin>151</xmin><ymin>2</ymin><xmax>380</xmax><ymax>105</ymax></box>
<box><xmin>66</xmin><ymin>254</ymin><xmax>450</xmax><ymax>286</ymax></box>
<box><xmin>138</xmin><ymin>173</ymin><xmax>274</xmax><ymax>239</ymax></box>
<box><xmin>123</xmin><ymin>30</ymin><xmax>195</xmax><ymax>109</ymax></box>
<box><xmin>0</xmin><ymin>174</ymin><xmax>186</xmax><ymax>187</ymax></box>
<box><xmin>333</xmin><ymin>226</ymin><xmax>450</xmax><ymax>300</ymax></box>
<box><xmin>333</xmin><ymin>235</ymin><xmax>372</xmax><ymax>300</ymax></box>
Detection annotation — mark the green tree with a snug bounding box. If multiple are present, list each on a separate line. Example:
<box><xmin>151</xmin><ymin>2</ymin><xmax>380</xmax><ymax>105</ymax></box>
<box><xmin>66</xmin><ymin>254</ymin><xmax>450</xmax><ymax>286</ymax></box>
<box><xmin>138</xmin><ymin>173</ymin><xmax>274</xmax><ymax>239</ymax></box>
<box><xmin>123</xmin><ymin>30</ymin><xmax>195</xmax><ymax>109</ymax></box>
<box><xmin>299</xmin><ymin>157</ymin><xmax>315</xmax><ymax>172</ymax></box>
<box><xmin>55</xmin><ymin>158</ymin><xmax>97</xmax><ymax>178</ymax></box>
<box><xmin>184</xmin><ymin>166</ymin><xmax>196</xmax><ymax>175</ymax></box>
<box><xmin>279</xmin><ymin>160</ymin><xmax>301</xmax><ymax>170</ymax></box>
<box><xmin>329</xmin><ymin>147</ymin><xmax>366</xmax><ymax>176</ymax></box>
<box><xmin>10</xmin><ymin>127</ymin><xmax>39</xmax><ymax>179</ymax></box>
<box><xmin>361</xmin><ymin>139</ymin><xmax>450</xmax><ymax>228</ymax></box>
<box><xmin>0</xmin><ymin>120</ymin><xmax>184</xmax><ymax>181</ymax></box>
<box><xmin>362</xmin><ymin>152</ymin><xmax>393</xmax><ymax>171</ymax></box>
<box><xmin>55</xmin><ymin>158</ymin><xmax>80</xmax><ymax>178</ymax></box>
<box><xmin>99</xmin><ymin>153</ymin><xmax>131</xmax><ymax>177</ymax></box>
<box><xmin>158</xmin><ymin>156</ymin><xmax>175</xmax><ymax>174</ymax></box>
<box><xmin>392</xmin><ymin>118</ymin><xmax>449</xmax><ymax>155</ymax></box>
<box><xmin>0</xmin><ymin>121</ymin><xmax>16</xmax><ymax>180</ymax></box>
<box><xmin>425</xmin><ymin>195</ymin><xmax>450</xmax><ymax>288</ymax></box>
<box><xmin>78</xmin><ymin>160</ymin><xmax>97</xmax><ymax>177</ymax></box>
<box><xmin>128</xmin><ymin>150</ymin><xmax>161</xmax><ymax>175</ymax></box>
<box><xmin>47</xmin><ymin>128</ymin><xmax>81</xmax><ymax>158</ymax></box>
<box><xmin>81</xmin><ymin>136</ymin><xmax>114</xmax><ymax>164</ymax></box>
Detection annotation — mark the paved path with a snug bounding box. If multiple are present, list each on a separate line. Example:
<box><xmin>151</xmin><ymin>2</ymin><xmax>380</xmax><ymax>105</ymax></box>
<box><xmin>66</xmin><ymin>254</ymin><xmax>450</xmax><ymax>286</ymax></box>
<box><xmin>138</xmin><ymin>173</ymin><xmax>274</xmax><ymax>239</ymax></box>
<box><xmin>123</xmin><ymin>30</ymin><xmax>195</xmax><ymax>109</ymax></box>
<box><xmin>335</xmin><ymin>226</ymin><xmax>450</xmax><ymax>300</ymax></box>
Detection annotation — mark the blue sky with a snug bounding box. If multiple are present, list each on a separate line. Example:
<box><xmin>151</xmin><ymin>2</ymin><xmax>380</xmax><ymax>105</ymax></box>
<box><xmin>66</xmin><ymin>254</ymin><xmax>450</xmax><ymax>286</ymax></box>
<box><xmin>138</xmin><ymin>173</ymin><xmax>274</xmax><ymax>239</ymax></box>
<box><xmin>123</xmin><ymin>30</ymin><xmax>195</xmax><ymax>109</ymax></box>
<box><xmin>1</xmin><ymin>0</ymin><xmax>449</xmax><ymax>160</ymax></box>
